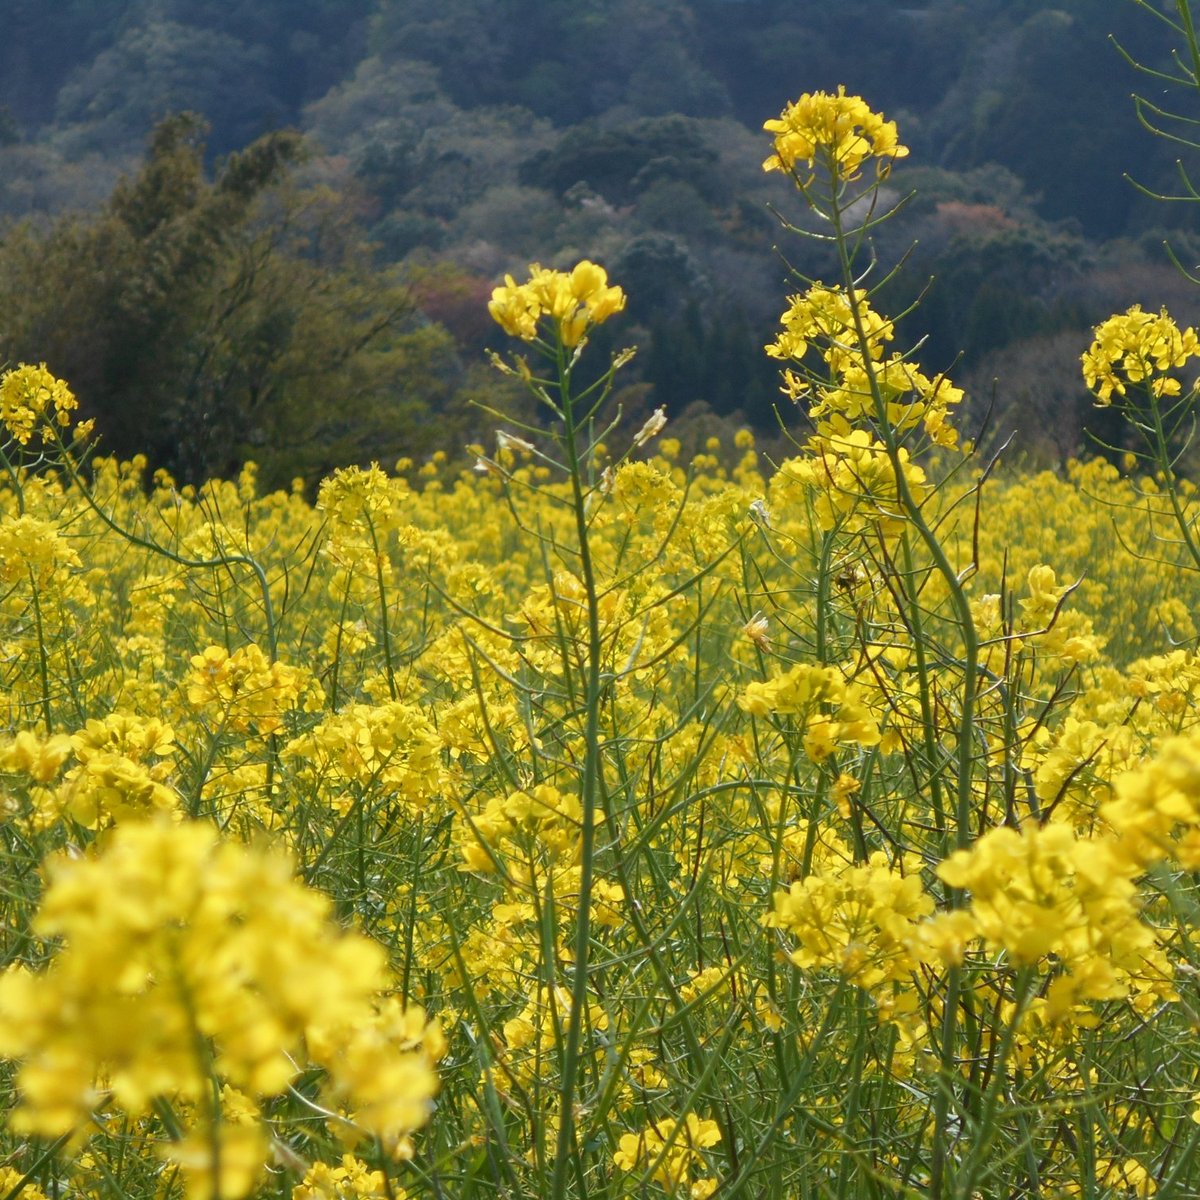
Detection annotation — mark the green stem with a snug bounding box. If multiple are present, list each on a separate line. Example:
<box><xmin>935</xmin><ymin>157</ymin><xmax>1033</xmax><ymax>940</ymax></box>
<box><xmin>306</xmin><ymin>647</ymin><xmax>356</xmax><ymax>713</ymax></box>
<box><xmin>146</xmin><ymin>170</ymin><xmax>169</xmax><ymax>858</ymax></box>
<box><xmin>366</xmin><ymin>511</ymin><xmax>398</xmax><ymax>700</ymax></box>
<box><xmin>27</xmin><ymin>569</ymin><xmax>53</xmax><ymax>734</ymax></box>
<box><xmin>1146</xmin><ymin>393</ymin><xmax>1200</xmax><ymax>574</ymax></box>
<box><xmin>824</xmin><ymin>161</ymin><xmax>981</xmax><ymax>1199</ymax></box>
<box><xmin>549</xmin><ymin>338</ymin><xmax>605</xmax><ymax>1200</ymax></box>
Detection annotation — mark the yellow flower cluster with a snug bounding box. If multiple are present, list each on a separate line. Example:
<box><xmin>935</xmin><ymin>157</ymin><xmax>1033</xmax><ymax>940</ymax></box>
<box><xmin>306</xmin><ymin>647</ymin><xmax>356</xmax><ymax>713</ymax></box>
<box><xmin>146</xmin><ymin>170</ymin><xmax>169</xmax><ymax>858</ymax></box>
<box><xmin>762</xmin><ymin>86</ymin><xmax>908</xmax><ymax>181</ymax></box>
<box><xmin>0</xmin><ymin>715</ymin><xmax>179</xmax><ymax>830</ymax></box>
<box><xmin>0</xmin><ymin>729</ymin><xmax>74</xmax><ymax>786</ymax></box>
<box><xmin>1102</xmin><ymin>728</ymin><xmax>1200</xmax><ymax>870</ymax></box>
<box><xmin>1082</xmin><ymin>304</ymin><xmax>1200</xmax><ymax>403</ymax></box>
<box><xmin>934</xmin><ymin>824</ymin><xmax>1174</xmax><ymax>1012</ymax></box>
<box><xmin>767</xmin><ymin>284</ymin><xmax>894</xmax><ymax>373</ymax></box>
<box><xmin>285</xmin><ymin>700</ymin><xmax>445</xmax><ymax>816</ymax></box>
<box><xmin>768</xmin><ymin>284</ymin><xmax>961</xmax><ymax>446</ymax></box>
<box><xmin>771</xmin><ymin>431</ymin><xmax>929</xmax><ymax>538</ymax></box>
<box><xmin>0</xmin><ymin>362</ymin><xmax>78</xmax><ymax>445</ymax></box>
<box><xmin>186</xmin><ymin>643</ymin><xmax>321</xmax><ymax>735</ymax></box>
<box><xmin>1025</xmin><ymin>715</ymin><xmax>1137</xmax><ymax>824</ymax></box>
<box><xmin>57</xmin><ymin>713</ymin><xmax>180</xmax><ymax>828</ymax></box>
<box><xmin>317</xmin><ymin>463</ymin><xmax>408</xmax><ymax>549</ymax></box>
<box><xmin>0</xmin><ymin>1166</ymin><xmax>48</xmax><ymax>1200</ymax></box>
<box><xmin>0</xmin><ymin>513</ymin><xmax>81</xmax><ymax>586</ymax></box>
<box><xmin>740</xmin><ymin>660</ymin><xmax>879</xmax><ymax>760</ymax></box>
<box><xmin>458</xmin><ymin>782</ymin><xmax>593</xmax><ymax>872</ymax></box>
<box><xmin>488</xmin><ymin>260</ymin><xmax>626</xmax><ymax>346</ymax></box>
<box><xmin>613</xmin><ymin>1113</ymin><xmax>721</xmax><ymax>1198</ymax></box>
<box><xmin>293</xmin><ymin>1154</ymin><xmax>394</xmax><ymax>1200</ymax></box>
<box><xmin>764</xmin><ymin>851</ymin><xmax>933</xmax><ymax>991</ymax></box>
<box><xmin>0</xmin><ymin>821</ymin><xmax>439</xmax><ymax>1197</ymax></box>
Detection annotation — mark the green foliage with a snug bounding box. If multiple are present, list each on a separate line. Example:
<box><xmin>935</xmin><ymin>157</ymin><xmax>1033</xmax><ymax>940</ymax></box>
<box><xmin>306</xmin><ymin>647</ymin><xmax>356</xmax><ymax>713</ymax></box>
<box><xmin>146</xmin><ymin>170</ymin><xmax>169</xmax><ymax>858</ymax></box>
<box><xmin>0</xmin><ymin>115</ymin><xmax>462</xmax><ymax>487</ymax></box>
<box><xmin>899</xmin><ymin>222</ymin><xmax>1092</xmax><ymax>364</ymax></box>
<box><xmin>3</xmin><ymin>0</ymin><xmax>1200</xmax><ymax>478</ymax></box>
<box><xmin>369</xmin><ymin>0</ymin><xmax>728</xmax><ymax>123</ymax></box>
<box><xmin>0</xmin><ymin>0</ymin><xmax>129</xmax><ymax>127</ymax></box>
<box><xmin>53</xmin><ymin>20</ymin><xmax>281</xmax><ymax>157</ymax></box>
<box><xmin>520</xmin><ymin>116</ymin><xmax>720</xmax><ymax>207</ymax></box>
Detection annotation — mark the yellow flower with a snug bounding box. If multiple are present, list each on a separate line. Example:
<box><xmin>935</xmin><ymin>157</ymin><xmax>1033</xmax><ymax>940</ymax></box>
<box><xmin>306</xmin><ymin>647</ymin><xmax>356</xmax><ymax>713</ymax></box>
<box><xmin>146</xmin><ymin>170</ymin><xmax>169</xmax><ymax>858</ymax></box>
<box><xmin>0</xmin><ymin>1166</ymin><xmax>49</xmax><ymax>1200</ymax></box>
<box><xmin>1082</xmin><ymin>305</ymin><xmax>1199</xmax><ymax>404</ymax></box>
<box><xmin>0</xmin><ymin>363</ymin><xmax>77</xmax><ymax>444</ymax></box>
<box><xmin>489</xmin><ymin>260</ymin><xmax>625</xmax><ymax>346</ymax></box>
<box><xmin>763</xmin><ymin>87</ymin><xmax>908</xmax><ymax>181</ymax></box>
<box><xmin>293</xmin><ymin>1155</ymin><xmax>398</xmax><ymax>1200</ymax></box>
<box><xmin>0</xmin><ymin>730</ymin><xmax>74</xmax><ymax>784</ymax></box>
<box><xmin>186</xmin><ymin>644</ymin><xmax>320</xmax><ymax>735</ymax></box>
<box><xmin>764</xmin><ymin>851</ymin><xmax>933</xmax><ymax>990</ymax></box>
<box><xmin>161</xmin><ymin>1124</ymin><xmax>267</xmax><ymax>1200</ymax></box>
<box><xmin>934</xmin><ymin>823</ymin><xmax>1174</xmax><ymax>1009</ymax></box>
<box><xmin>0</xmin><ymin>821</ymin><xmax>439</xmax><ymax>1181</ymax></box>
<box><xmin>614</xmin><ymin>1112</ymin><xmax>722</xmax><ymax>1195</ymax></box>
<box><xmin>487</xmin><ymin>273</ymin><xmax>540</xmax><ymax>339</ymax></box>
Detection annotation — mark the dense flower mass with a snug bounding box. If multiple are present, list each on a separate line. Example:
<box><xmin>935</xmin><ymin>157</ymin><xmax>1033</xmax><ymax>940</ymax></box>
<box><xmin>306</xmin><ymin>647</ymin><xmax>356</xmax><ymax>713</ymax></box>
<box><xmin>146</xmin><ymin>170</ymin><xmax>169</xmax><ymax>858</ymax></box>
<box><xmin>764</xmin><ymin>850</ymin><xmax>933</xmax><ymax>990</ymax></box>
<box><xmin>2</xmin><ymin>81</ymin><xmax>1200</xmax><ymax>1200</ymax></box>
<box><xmin>934</xmin><ymin>823</ymin><xmax>1174</xmax><ymax>1006</ymax></box>
<box><xmin>0</xmin><ymin>822</ymin><xmax>440</xmax><ymax>1197</ymax></box>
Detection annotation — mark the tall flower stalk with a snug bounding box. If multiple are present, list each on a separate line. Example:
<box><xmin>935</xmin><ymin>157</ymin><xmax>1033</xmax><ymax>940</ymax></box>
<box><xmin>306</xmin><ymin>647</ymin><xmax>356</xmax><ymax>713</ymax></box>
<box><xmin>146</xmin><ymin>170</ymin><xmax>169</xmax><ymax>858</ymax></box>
<box><xmin>486</xmin><ymin>262</ymin><xmax>628</xmax><ymax>1200</ymax></box>
<box><xmin>756</xmin><ymin>87</ymin><xmax>987</xmax><ymax>1195</ymax></box>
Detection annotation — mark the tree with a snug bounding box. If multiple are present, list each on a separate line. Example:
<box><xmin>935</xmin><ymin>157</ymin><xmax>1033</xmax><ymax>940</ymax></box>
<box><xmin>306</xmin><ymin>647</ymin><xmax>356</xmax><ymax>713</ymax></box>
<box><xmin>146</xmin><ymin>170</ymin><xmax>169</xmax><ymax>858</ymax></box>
<box><xmin>53</xmin><ymin>20</ymin><xmax>283</xmax><ymax>158</ymax></box>
<box><xmin>521</xmin><ymin>116</ymin><xmax>719</xmax><ymax>206</ymax></box>
<box><xmin>0</xmin><ymin>114</ymin><xmax>459</xmax><ymax>486</ymax></box>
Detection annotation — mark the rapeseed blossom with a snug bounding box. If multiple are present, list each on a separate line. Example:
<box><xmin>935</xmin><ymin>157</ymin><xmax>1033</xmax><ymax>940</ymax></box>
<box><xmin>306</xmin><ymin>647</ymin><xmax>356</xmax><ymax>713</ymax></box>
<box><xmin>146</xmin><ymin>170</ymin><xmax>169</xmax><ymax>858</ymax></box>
<box><xmin>4</xmin><ymin>82</ymin><xmax>1200</xmax><ymax>1200</ymax></box>
<box><xmin>613</xmin><ymin>1113</ymin><xmax>721</xmax><ymax>1197</ymax></box>
<box><xmin>186</xmin><ymin>643</ymin><xmax>321</xmax><ymax>735</ymax></box>
<box><xmin>293</xmin><ymin>1155</ymin><xmax>394</xmax><ymax>1200</ymax></box>
<box><xmin>489</xmin><ymin>260</ymin><xmax>625</xmax><ymax>346</ymax></box>
<box><xmin>1082</xmin><ymin>304</ymin><xmax>1200</xmax><ymax>403</ymax></box>
<box><xmin>934</xmin><ymin>823</ymin><xmax>1175</xmax><ymax>1009</ymax></box>
<box><xmin>0</xmin><ymin>822</ymin><xmax>439</xmax><ymax>1196</ymax></box>
<box><xmin>764</xmin><ymin>851</ymin><xmax>933</xmax><ymax>990</ymax></box>
<box><xmin>763</xmin><ymin>86</ymin><xmax>908</xmax><ymax>181</ymax></box>
<box><xmin>0</xmin><ymin>362</ymin><xmax>78</xmax><ymax>444</ymax></box>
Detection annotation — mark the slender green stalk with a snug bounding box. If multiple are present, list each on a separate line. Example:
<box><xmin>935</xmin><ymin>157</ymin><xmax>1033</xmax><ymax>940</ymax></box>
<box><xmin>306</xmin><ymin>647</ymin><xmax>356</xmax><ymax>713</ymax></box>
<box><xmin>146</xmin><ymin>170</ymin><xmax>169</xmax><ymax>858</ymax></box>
<box><xmin>549</xmin><ymin>340</ymin><xmax>606</xmax><ymax>1200</ymax></box>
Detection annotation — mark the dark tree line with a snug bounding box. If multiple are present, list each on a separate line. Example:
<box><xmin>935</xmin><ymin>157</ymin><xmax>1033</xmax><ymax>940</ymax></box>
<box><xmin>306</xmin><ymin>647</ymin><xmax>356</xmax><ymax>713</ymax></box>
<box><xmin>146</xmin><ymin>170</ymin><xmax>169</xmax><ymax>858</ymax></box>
<box><xmin>1</xmin><ymin>0</ymin><xmax>1198</xmax><ymax>476</ymax></box>
<box><xmin>0</xmin><ymin>115</ymin><xmax>467</xmax><ymax>486</ymax></box>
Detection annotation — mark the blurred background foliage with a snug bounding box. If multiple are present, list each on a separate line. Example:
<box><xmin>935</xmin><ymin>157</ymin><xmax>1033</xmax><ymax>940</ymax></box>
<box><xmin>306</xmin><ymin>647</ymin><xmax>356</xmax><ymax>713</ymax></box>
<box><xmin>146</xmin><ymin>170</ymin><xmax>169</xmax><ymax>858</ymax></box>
<box><xmin>0</xmin><ymin>0</ymin><xmax>1196</xmax><ymax>486</ymax></box>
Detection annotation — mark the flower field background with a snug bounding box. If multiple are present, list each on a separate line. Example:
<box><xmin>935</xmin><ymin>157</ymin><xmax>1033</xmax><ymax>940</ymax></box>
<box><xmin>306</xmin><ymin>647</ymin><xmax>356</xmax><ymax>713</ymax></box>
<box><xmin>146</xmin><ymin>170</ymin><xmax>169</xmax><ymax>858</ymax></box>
<box><xmin>9</xmin><ymin>25</ymin><xmax>1200</xmax><ymax>1200</ymax></box>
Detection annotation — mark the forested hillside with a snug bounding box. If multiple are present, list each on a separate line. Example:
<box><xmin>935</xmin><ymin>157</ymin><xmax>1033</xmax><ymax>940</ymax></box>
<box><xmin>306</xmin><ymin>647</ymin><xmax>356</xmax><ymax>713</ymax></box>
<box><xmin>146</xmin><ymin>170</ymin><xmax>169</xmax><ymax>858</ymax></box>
<box><xmin>11</xmin><ymin>11</ymin><xmax>1200</xmax><ymax>1198</ymax></box>
<box><xmin>0</xmin><ymin>0</ymin><xmax>1195</xmax><ymax>481</ymax></box>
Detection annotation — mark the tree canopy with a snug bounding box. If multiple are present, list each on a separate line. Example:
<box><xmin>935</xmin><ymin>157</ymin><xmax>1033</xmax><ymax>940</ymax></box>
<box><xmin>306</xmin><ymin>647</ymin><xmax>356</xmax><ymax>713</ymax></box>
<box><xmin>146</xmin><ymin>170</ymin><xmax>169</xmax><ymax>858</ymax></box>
<box><xmin>0</xmin><ymin>0</ymin><xmax>1196</xmax><ymax>474</ymax></box>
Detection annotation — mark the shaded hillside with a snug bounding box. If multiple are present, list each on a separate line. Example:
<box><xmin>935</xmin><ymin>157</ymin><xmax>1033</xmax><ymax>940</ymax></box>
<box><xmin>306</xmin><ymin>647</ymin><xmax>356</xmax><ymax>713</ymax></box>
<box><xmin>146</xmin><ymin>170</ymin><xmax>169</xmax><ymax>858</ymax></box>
<box><xmin>0</xmin><ymin>0</ymin><xmax>1197</xmax><ymax>479</ymax></box>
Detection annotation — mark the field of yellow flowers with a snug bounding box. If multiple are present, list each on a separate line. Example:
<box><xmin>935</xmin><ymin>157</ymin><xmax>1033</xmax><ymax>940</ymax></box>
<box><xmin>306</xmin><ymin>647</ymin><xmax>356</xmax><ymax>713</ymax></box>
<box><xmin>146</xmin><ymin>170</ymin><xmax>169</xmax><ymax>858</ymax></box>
<box><xmin>5</xmin><ymin>88</ymin><xmax>1200</xmax><ymax>1200</ymax></box>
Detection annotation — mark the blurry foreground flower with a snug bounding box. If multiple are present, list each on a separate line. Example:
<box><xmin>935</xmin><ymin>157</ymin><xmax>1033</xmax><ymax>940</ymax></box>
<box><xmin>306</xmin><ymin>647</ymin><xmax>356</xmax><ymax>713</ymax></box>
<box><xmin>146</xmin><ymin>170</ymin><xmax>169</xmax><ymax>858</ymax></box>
<box><xmin>0</xmin><ymin>821</ymin><xmax>440</xmax><ymax>1198</ymax></box>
